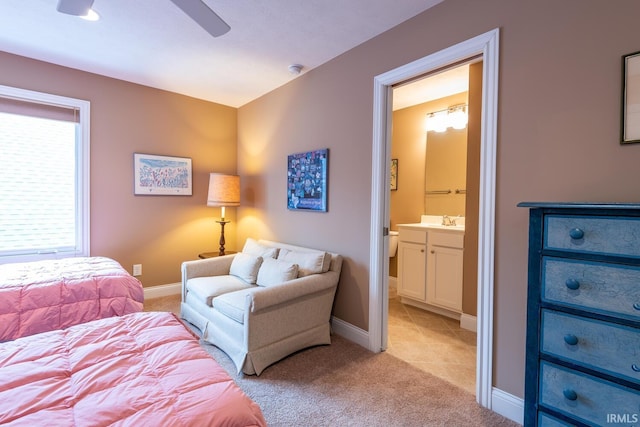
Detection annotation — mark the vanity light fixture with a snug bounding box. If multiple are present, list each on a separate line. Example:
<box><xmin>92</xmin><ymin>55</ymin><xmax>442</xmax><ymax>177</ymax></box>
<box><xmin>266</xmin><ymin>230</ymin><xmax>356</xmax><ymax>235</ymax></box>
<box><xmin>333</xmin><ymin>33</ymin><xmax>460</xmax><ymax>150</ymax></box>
<box><xmin>425</xmin><ymin>103</ymin><xmax>468</xmax><ymax>133</ymax></box>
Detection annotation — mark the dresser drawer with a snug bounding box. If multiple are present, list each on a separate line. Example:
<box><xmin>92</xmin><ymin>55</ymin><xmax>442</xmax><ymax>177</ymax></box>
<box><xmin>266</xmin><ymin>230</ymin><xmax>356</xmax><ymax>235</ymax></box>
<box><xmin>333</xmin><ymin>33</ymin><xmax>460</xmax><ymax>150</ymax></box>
<box><xmin>542</xmin><ymin>257</ymin><xmax>640</xmax><ymax>320</ymax></box>
<box><xmin>541</xmin><ymin>310</ymin><xmax>640</xmax><ymax>385</ymax></box>
<box><xmin>540</xmin><ymin>361</ymin><xmax>640</xmax><ymax>426</ymax></box>
<box><xmin>538</xmin><ymin>413</ymin><xmax>575</xmax><ymax>427</ymax></box>
<box><xmin>545</xmin><ymin>215</ymin><xmax>640</xmax><ymax>258</ymax></box>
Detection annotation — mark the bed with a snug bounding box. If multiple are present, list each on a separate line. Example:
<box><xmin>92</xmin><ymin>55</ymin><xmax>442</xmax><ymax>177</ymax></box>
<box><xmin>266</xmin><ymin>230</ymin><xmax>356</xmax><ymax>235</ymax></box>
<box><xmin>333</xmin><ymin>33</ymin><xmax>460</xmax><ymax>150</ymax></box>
<box><xmin>0</xmin><ymin>311</ymin><xmax>267</xmax><ymax>426</ymax></box>
<box><xmin>0</xmin><ymin>256</ymin><xmax>144</xmax><ymax>342</ymax></box>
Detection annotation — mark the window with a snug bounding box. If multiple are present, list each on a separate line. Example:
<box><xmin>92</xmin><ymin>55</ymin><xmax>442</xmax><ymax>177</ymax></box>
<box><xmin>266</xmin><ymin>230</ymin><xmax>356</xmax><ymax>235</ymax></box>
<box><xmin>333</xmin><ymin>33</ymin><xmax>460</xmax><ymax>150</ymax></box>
<box><xmin>0</xmin><ymin>85</ymin><xmax>90</xmax><ymax>264</ymax></box>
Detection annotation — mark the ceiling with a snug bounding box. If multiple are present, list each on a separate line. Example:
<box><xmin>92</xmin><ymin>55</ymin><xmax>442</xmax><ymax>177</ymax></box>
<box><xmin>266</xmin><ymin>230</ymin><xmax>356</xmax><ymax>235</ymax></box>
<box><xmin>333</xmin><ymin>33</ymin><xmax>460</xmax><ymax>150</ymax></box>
<box><xmin>392</xmin><ymin>64</ymin><xmax>469</xmax><ymax>111</ymax></box>
<box><xmin>0</xmin><ymin>0</ymin><xmax>447</xmax><ymax>108</ymax></box>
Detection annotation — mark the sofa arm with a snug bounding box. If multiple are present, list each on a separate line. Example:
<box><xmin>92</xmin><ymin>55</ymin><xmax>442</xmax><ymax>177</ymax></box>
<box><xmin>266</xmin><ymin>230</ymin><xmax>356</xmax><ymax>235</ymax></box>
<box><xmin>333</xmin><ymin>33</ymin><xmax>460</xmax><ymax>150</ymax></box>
<box><xmin>248</xmin><ymin>271</ymin><xmax>340</xmax><ymax>313</ymax></box>
<box><xmin>181</xmin><ymin>255</ymin><xmax>235</xmax><ymax>281</ymax></box>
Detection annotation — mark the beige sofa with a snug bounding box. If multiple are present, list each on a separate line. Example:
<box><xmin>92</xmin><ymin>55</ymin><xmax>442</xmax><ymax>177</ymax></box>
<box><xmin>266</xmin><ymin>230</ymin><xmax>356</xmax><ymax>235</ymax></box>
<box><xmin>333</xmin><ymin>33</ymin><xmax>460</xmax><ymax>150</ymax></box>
<box><xmin>180</xmin><ymin>239</ymin><xmax>342</xmax><ymax>375</ymax></box>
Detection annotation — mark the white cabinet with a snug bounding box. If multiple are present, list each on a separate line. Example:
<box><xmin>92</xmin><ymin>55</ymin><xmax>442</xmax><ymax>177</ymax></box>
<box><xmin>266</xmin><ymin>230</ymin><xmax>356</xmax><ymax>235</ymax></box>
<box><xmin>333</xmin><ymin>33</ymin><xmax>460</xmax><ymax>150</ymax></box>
<box><xmin>426</xmin><ymin>231</ymin><xmax>464</xmax><ymax>312</ymax></box>
<box><xmin>397</xmin><ymin>225</ymin><xmax>464</xmax><ymax>314</ymax></box>
<box><xmin>397</xmin><ymin>228</ymin><xmax>427</xmax><ymax>301</ymax></box>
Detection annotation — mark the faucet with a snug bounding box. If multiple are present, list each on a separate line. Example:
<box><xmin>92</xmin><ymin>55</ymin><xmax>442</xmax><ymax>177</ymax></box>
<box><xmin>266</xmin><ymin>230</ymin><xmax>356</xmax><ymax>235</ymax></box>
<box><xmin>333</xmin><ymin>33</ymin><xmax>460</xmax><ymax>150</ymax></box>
<box><xmin>441</xmin><ymin>215</ymin><xmax>456</xmax><ymax>226</ymax></box>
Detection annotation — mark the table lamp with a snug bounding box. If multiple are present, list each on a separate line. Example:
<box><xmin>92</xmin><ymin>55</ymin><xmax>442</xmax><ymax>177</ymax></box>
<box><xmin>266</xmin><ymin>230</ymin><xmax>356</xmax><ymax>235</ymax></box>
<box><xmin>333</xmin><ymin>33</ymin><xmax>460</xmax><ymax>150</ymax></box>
<box><xmin>207</xmin><ymin>173</ymin><xmax>240</xmax><ymax>255</ymax></box>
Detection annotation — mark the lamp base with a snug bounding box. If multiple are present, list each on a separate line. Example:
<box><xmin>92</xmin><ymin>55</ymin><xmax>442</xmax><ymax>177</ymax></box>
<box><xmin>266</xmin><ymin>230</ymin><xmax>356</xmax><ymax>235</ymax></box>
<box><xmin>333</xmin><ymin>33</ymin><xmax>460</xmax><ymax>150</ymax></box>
<box><xmin>216</xmin><ymin>220</ymin><xmax>230</xmax><ymax>255</ymax></box>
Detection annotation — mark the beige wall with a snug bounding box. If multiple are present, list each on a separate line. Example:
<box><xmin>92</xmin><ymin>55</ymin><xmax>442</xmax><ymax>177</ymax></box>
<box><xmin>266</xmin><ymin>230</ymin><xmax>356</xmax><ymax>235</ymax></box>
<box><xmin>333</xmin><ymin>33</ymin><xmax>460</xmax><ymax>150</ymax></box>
<box><xmin>0</xmin><ymin>51</ymin><xmax>238</xmax><ymax>288</ymax></box>
<box><xmin>238</xmin><ymin>0</ymin><xmax>640</xmax><ymax>398</ymax></box>
<box><xmin>462</xmin><ymin>62</ymin><xmax>483</xmax><ymax>317</ymax></box>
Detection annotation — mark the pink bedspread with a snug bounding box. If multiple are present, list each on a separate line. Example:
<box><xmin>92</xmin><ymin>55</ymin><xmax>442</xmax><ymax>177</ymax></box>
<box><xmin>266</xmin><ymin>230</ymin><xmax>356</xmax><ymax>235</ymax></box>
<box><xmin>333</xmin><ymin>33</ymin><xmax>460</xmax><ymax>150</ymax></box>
<box><xmin>0</xmin><ymin>311</ymin><xmax>267</xmax><ymax>426</ymax></box>
<box><xmin>0</xmin><ymin>257</ymin><xmax>144</xmax><ymax>342</ymax></box>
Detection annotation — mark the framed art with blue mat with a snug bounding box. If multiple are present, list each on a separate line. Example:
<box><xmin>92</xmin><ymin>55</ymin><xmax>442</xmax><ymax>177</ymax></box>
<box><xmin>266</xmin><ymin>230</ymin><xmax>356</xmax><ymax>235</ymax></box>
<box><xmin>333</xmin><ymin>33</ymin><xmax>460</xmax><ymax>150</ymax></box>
<box><xmin>287</xmin><ymin>148</ymin><xmax>328</xmax><ymax>212</ymax></box>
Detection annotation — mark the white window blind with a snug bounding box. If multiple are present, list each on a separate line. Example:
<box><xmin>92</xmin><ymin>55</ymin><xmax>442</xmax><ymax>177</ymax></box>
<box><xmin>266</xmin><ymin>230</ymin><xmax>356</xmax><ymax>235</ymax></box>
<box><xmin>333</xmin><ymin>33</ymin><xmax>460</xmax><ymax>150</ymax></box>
<box><xmin>0</xmin><ymin>86</ymin><xmax>90</xmax><ymax>264</ymax></box>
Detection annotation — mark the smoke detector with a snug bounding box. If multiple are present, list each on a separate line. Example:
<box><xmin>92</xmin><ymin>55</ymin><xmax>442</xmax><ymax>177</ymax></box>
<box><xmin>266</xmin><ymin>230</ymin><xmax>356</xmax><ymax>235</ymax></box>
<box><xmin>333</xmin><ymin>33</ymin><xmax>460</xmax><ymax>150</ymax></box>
<box><xmin>288</xmin><ymin>64</ymin><xmax>303</xmax><ymax>75</ymax></box>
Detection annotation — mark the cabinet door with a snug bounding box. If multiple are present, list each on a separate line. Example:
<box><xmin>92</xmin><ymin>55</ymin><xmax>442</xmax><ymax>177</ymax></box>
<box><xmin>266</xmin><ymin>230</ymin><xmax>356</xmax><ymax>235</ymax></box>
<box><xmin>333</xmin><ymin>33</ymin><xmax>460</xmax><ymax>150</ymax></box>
<box><xmin>426</xmin><ymin>244</ymin><xmax>463</xmax><ymax>311</ymax></box>
<box><xmin>397</xmin><ymin>241</ymin><xmax>427</xmax><ymax>301</ymax></box>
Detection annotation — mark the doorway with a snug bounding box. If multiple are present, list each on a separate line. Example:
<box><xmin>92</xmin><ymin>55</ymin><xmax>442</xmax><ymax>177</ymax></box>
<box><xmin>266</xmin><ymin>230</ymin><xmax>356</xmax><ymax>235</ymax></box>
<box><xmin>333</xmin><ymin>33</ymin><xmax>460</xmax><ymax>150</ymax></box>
<box><xmin>387</xmin><ymin>62</ymin><xmax>477</xmax><ymax>393</ymax></box>
<box><xmin>368</xmin><ymin>29</ymin><xmax>499</xmax><ymax>408</ymax></box>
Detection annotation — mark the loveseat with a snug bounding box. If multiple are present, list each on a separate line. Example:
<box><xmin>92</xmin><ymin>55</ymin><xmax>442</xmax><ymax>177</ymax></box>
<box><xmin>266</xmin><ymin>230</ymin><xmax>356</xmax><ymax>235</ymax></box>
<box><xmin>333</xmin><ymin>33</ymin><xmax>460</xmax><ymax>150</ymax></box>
<box><xmin>180</xmin><ymin>239</ymin><xmax>343</xmax><ymax>375</ymax></box>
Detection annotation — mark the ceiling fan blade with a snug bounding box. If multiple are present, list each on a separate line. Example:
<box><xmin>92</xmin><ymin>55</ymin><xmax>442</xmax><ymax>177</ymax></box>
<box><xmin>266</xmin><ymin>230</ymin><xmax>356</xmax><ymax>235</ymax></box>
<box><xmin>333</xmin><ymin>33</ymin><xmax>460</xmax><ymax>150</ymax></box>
<box><xmin>170</xmin><ymin>0</ymin><xmax>231</xmax><ymax>38</ymax></box>
<box><xmin>56</xmin><ymin>0</ymin><xmax>94</xmax><ymax>16</ymax></box>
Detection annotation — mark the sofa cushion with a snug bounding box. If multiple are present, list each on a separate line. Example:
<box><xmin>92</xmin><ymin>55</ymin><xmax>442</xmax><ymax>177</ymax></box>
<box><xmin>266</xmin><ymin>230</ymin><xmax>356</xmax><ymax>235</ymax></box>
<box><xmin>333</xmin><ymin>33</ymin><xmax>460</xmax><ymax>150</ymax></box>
<box><xmin>277</xmin><ymin>248</ymin><xmax>329</xmax><ymax>277</ymax></box>
<box><xmin>242</xmin><ymin>238</ymin><xmax>279</xmax><ymax>259</ymax></box>
<box><xmin>256</xmin><ymin>258</ymin><xmax>298</xmax><ymax>287</ymax></box>
<box><xmin>186</xmin><ymin>275</ymin><xmax>254</xmax><ymax>307</ymax></box>
<box><xmin>229</xmin><ymin>252</ymin><xmax>263</xmax><ymax>284</ymax></box>
<box><xmin>213</xmin><ymin>289</ymin><xmax>254</xmax><ymax>324</ymax></box>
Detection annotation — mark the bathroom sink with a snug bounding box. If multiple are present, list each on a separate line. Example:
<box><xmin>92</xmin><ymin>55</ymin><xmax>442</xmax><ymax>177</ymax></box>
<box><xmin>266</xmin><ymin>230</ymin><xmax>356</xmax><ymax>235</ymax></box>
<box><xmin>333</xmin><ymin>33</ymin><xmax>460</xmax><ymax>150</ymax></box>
<box><xmin>419</xmin><ymin>215</ymin><xmax>465</xmax><ymax>230</ymax></box>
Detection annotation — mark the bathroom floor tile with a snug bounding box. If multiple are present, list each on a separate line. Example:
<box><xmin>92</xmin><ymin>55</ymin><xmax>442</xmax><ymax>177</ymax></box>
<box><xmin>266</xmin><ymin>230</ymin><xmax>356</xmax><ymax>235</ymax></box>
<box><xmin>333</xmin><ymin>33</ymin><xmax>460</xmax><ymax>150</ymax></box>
<box><xmin>387</xmin><ymin>296</ymin><xmax>477</xmax><ymax>393</ymax></box>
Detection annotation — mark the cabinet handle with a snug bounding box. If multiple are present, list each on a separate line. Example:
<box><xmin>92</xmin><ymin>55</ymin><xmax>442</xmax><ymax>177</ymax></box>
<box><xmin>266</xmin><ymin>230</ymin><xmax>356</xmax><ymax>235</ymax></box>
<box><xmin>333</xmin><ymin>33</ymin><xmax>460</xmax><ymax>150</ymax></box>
<box><xmin>562</xmin><ymin>389</ymin><xmax>578</xmax><ymax>401</ymax></box>
<box><xmin>430</xmin><ymin>250</ymin><xmax>435</xmax><ymax>254</ymax></box>
<box><xmin>565</xmin><ymin>278</ymin><xmax>580</xmax><ymax>290</ymax></box>
<box><xmin>569</xmin><ymin>228</ymin><xmax>584</xmax><ymax>239</ymax></box>
<box><xmin>421</xmin><ymin>249</ymin><xmax>425</xmax><ymax>253</ymax></box>
<box><xmin>633</xmin><ymin>303</ymin><xmax>640</xmax><ymax>311</ymax></box>
<box><xmin>632</xmin><ymin>364</ymin><xmax>640</xmax><ymax>372</ymax></box>
<box><xmin>563</xmin><ymin>334</ymin><xmax>579</xmax><ymax>346</ymax></box>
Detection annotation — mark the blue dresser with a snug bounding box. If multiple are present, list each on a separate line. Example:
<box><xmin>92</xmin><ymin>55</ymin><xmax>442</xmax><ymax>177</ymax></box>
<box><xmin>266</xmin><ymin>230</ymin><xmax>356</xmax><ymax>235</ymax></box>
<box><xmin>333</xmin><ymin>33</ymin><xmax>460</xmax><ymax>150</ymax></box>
<box><xmin>519</xmin><ymin>203</ymin><xmax>640</xmax><ymax>427</ymax></box>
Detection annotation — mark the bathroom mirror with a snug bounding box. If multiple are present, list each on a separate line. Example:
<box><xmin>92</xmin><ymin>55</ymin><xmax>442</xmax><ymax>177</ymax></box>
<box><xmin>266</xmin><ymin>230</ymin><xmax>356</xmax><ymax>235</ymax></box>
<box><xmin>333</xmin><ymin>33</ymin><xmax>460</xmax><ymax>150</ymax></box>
<box><xmin>424</xmin><ymin>113</ymin><xmax>468</xmax><ymax>216</ymax></box>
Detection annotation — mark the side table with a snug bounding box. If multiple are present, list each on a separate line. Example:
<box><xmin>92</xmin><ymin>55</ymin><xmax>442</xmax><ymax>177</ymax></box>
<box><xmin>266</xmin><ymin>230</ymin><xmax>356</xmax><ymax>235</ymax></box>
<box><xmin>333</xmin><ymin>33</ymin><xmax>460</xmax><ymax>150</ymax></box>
<box><xmin>198</xmin><ymin>251</ymin><xmax>237</xmax><ymax>259</ymax></box>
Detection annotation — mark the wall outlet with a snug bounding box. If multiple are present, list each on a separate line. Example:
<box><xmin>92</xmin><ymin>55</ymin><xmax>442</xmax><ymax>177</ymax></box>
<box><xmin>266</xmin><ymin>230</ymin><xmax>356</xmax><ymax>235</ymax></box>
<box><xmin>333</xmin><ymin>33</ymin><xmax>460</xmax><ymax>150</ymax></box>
<box><xmin>133</xmin><ymin>264</ymin><xmax>142</xmax><ymax>276</ymax></box>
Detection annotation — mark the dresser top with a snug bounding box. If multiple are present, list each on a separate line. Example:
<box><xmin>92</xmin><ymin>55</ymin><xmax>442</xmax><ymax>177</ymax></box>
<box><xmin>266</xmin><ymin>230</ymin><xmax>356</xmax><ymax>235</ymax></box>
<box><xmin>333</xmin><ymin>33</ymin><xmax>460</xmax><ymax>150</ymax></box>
<box><xmin>518</xmin><ymin>202</ymin><xmax>640</xmax><ymax>210</ymax></box>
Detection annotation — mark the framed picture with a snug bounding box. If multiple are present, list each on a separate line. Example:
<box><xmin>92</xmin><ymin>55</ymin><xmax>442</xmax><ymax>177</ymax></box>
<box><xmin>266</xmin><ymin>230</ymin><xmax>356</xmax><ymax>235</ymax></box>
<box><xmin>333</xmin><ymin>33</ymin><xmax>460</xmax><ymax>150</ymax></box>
<box><xmin>390</xmin><ymin>158</ymin><xmax>398</xmax><ymax>191</ymax></box>
<box><xmin>622</xmin><ymin>51</ymin><xmax>640</xmax><ymax>144</ymax></box>
<box><xmin>287</xmin><ymin>148</ymin><xmax>328</xmax><ymax>212</ymax></box>
<box><xmin>134</xmin><ymin>153</ymin><xmax>192</xmax><ymax>195</ymax></box>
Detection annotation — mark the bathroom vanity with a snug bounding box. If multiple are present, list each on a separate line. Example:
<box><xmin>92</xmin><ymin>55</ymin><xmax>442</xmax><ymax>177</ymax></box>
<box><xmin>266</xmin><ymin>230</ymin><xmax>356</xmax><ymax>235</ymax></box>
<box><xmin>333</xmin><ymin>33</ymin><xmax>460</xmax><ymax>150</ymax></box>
<box><xmin>397</xmin><ymin>215</ymin><xmax>465</xmax><ymax>316</ymax></box>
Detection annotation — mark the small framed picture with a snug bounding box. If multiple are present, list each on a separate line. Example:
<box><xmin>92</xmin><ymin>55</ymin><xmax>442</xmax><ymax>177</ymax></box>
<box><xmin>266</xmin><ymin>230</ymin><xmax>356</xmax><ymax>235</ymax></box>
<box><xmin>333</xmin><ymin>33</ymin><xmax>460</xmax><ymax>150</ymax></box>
<box><xmin>391</xmin><ymin>158</ymin><xmax>398</xmax><ymax>191</ymax></box>
<box><xmin>134</xmin><ymin>153</ymin><xmax>192</xmax><ymax>195</ymax></box>
<box><xmin>287</xmin><ymin>148</ymin><xmax>328</xmax><ymax>212</ymax></box>
<box><xmin>621</xmin><ymin>51</ymin><xmax>640</xmax><ymax>144</ymax></box>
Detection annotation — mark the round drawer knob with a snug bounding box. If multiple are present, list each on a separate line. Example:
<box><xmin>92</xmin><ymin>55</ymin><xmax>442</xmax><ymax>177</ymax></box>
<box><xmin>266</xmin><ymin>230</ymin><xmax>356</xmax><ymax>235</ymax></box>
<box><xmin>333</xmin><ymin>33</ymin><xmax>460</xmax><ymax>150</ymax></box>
<box><xmin>563</xmin><ymin>389</ymin><xmax>578</xmax><ymax>401</ymax></box>
<box><xmin>563</xmin><ymin>334</ymin><xmax>579</xmax><ymax>346</ymax></box>
<box><xmin>632</xmin><ymin>364</ymin><xmax>640</xmax><ymax>372</ymax></box>
<box><xmin>633</xmin><ymin>303</ymin><xmax>640</xmax><ymax>311</ymax></box>
<box><xmin>569</xmin><ymin>228</ymin><xmax>584</xmax><ymax>239</ymax></box>
<box><xmin>565</xmin><ymin>279</ymin><xmax>580</xmax><ymax>290</ymax></box>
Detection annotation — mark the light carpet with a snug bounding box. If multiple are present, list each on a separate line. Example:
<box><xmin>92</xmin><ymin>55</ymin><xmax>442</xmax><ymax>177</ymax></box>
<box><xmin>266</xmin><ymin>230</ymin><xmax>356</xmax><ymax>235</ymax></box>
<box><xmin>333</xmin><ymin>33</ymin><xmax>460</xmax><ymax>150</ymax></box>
<box><xmin>145</xmin><ymin>296</ymin><xmax>519</xmax><ymax>426</ymax></box>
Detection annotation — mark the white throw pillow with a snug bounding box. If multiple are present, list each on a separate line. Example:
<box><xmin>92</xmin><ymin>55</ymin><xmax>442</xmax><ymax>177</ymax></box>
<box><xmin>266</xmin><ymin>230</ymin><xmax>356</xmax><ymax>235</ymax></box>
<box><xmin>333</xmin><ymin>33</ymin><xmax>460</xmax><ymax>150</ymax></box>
<box><xmin>242</xmin><ymin>238</ymin><xmax>279</xmax><ymax>259</ymax></box>
<box><xmin>229</xmin><ymin>252</ymin><xmax>263</xmax><ymax>284</ymax></box>
<box><xmin>277</xmin><ymin>248</ymin><xmax>328</xmax><ymax>277</ymax></box>
<box><xmin>257</xmin><ymin>258</ymin><xmax>298</xmax><ymax>287</ymax></box>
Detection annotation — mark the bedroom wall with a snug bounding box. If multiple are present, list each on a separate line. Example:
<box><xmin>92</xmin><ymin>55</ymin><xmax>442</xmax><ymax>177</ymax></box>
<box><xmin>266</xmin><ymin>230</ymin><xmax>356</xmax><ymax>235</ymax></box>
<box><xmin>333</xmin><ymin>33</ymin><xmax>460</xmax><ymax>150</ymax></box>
<box><xmin>237</xmin><ymin>0</ymin><xmax>640</xmax><ymax>398</ymax></box>
<box><xmin>0</xmin><ymin>51</ymin><xmax>238</xmax><ymax>288</ymax></box>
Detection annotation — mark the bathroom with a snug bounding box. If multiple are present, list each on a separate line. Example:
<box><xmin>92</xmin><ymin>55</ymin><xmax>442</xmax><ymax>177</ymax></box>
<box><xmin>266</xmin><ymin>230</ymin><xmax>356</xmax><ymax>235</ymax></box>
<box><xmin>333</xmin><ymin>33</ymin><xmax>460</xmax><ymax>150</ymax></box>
<box><xmin>385</xmin><ymin>61</ymin><xmax>482</xmax><ymax>393</ymax></box>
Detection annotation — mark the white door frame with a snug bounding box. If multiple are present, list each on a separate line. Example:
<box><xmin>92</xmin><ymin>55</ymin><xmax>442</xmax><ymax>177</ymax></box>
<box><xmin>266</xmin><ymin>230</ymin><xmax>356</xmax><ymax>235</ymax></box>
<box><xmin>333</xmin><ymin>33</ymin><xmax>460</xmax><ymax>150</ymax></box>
<box><xmin>368</xmin><ymin>28</ymin><xmax>500</xmax><ymax>408</ymax></box>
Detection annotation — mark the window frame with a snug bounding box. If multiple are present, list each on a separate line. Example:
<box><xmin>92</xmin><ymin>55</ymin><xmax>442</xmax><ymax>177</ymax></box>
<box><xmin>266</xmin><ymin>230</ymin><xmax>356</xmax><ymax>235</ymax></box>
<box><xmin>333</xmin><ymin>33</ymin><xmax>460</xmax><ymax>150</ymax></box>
<box><xmin>0</xmin><ymin>84</ymin><xmax>90</xmax><ymax>263</ymax></box>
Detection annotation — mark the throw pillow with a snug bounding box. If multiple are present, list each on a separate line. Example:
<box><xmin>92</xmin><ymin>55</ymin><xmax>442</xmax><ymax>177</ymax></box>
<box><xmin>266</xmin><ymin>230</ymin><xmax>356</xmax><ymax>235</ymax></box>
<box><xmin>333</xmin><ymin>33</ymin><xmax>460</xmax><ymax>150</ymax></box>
<box><xmin>257</xmin><ymin>258</ymin><xmax>298</xmax><ymax>287</ymax></box>
<box><xmin>242</xmin><ymin>238</ymin><xmax>279</xmax><ymax>259</ymax></box>
<box><xmin>277</xmin><ymin>248</ymin><xmax>328</xmax><ymax>277</ymax></box>
<box><xmin>229</xmin><ymin>252</ymin><xmax>263</xmax><ymax>284</ymax></box>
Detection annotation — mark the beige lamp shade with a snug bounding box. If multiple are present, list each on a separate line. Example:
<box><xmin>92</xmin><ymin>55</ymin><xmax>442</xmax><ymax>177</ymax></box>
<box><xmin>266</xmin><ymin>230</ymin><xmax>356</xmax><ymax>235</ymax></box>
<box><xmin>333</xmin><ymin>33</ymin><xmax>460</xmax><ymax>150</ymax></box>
<box><xmin>207</xmin><ymin>173</ymin><xmax>240</xmax><ymax>208</ymax></box>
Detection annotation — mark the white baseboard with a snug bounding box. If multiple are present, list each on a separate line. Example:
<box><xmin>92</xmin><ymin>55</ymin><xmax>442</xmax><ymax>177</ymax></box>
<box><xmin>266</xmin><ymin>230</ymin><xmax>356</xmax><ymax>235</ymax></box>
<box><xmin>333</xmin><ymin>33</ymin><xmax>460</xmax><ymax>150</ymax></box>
<box><xmin>460</xmin><ymin>313</ymin><xmax>477</xmax><ymax>332</ymax></box>
<box><xmin>144</xmin><ymin>282</ymin><xmax>181</xmax><ymax>299</ymax></box>
<box><xmin>330</xmin><ymin>315</ymin><xmax>370</xmax><ymax>349</ymax></box>
<box><xmin>491</xmin><ymin>387</ymin><xmax>524</xmax><ymax>425</ymax></box>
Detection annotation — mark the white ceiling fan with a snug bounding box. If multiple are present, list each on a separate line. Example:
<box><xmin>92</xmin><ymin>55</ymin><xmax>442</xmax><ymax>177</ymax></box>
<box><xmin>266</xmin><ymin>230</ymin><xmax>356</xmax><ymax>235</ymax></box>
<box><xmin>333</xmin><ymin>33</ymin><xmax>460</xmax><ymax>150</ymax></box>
<box><xmin>56</xmin><ymin>0</ymin><xmax>231</xmax><ymax>37</ymax></box>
